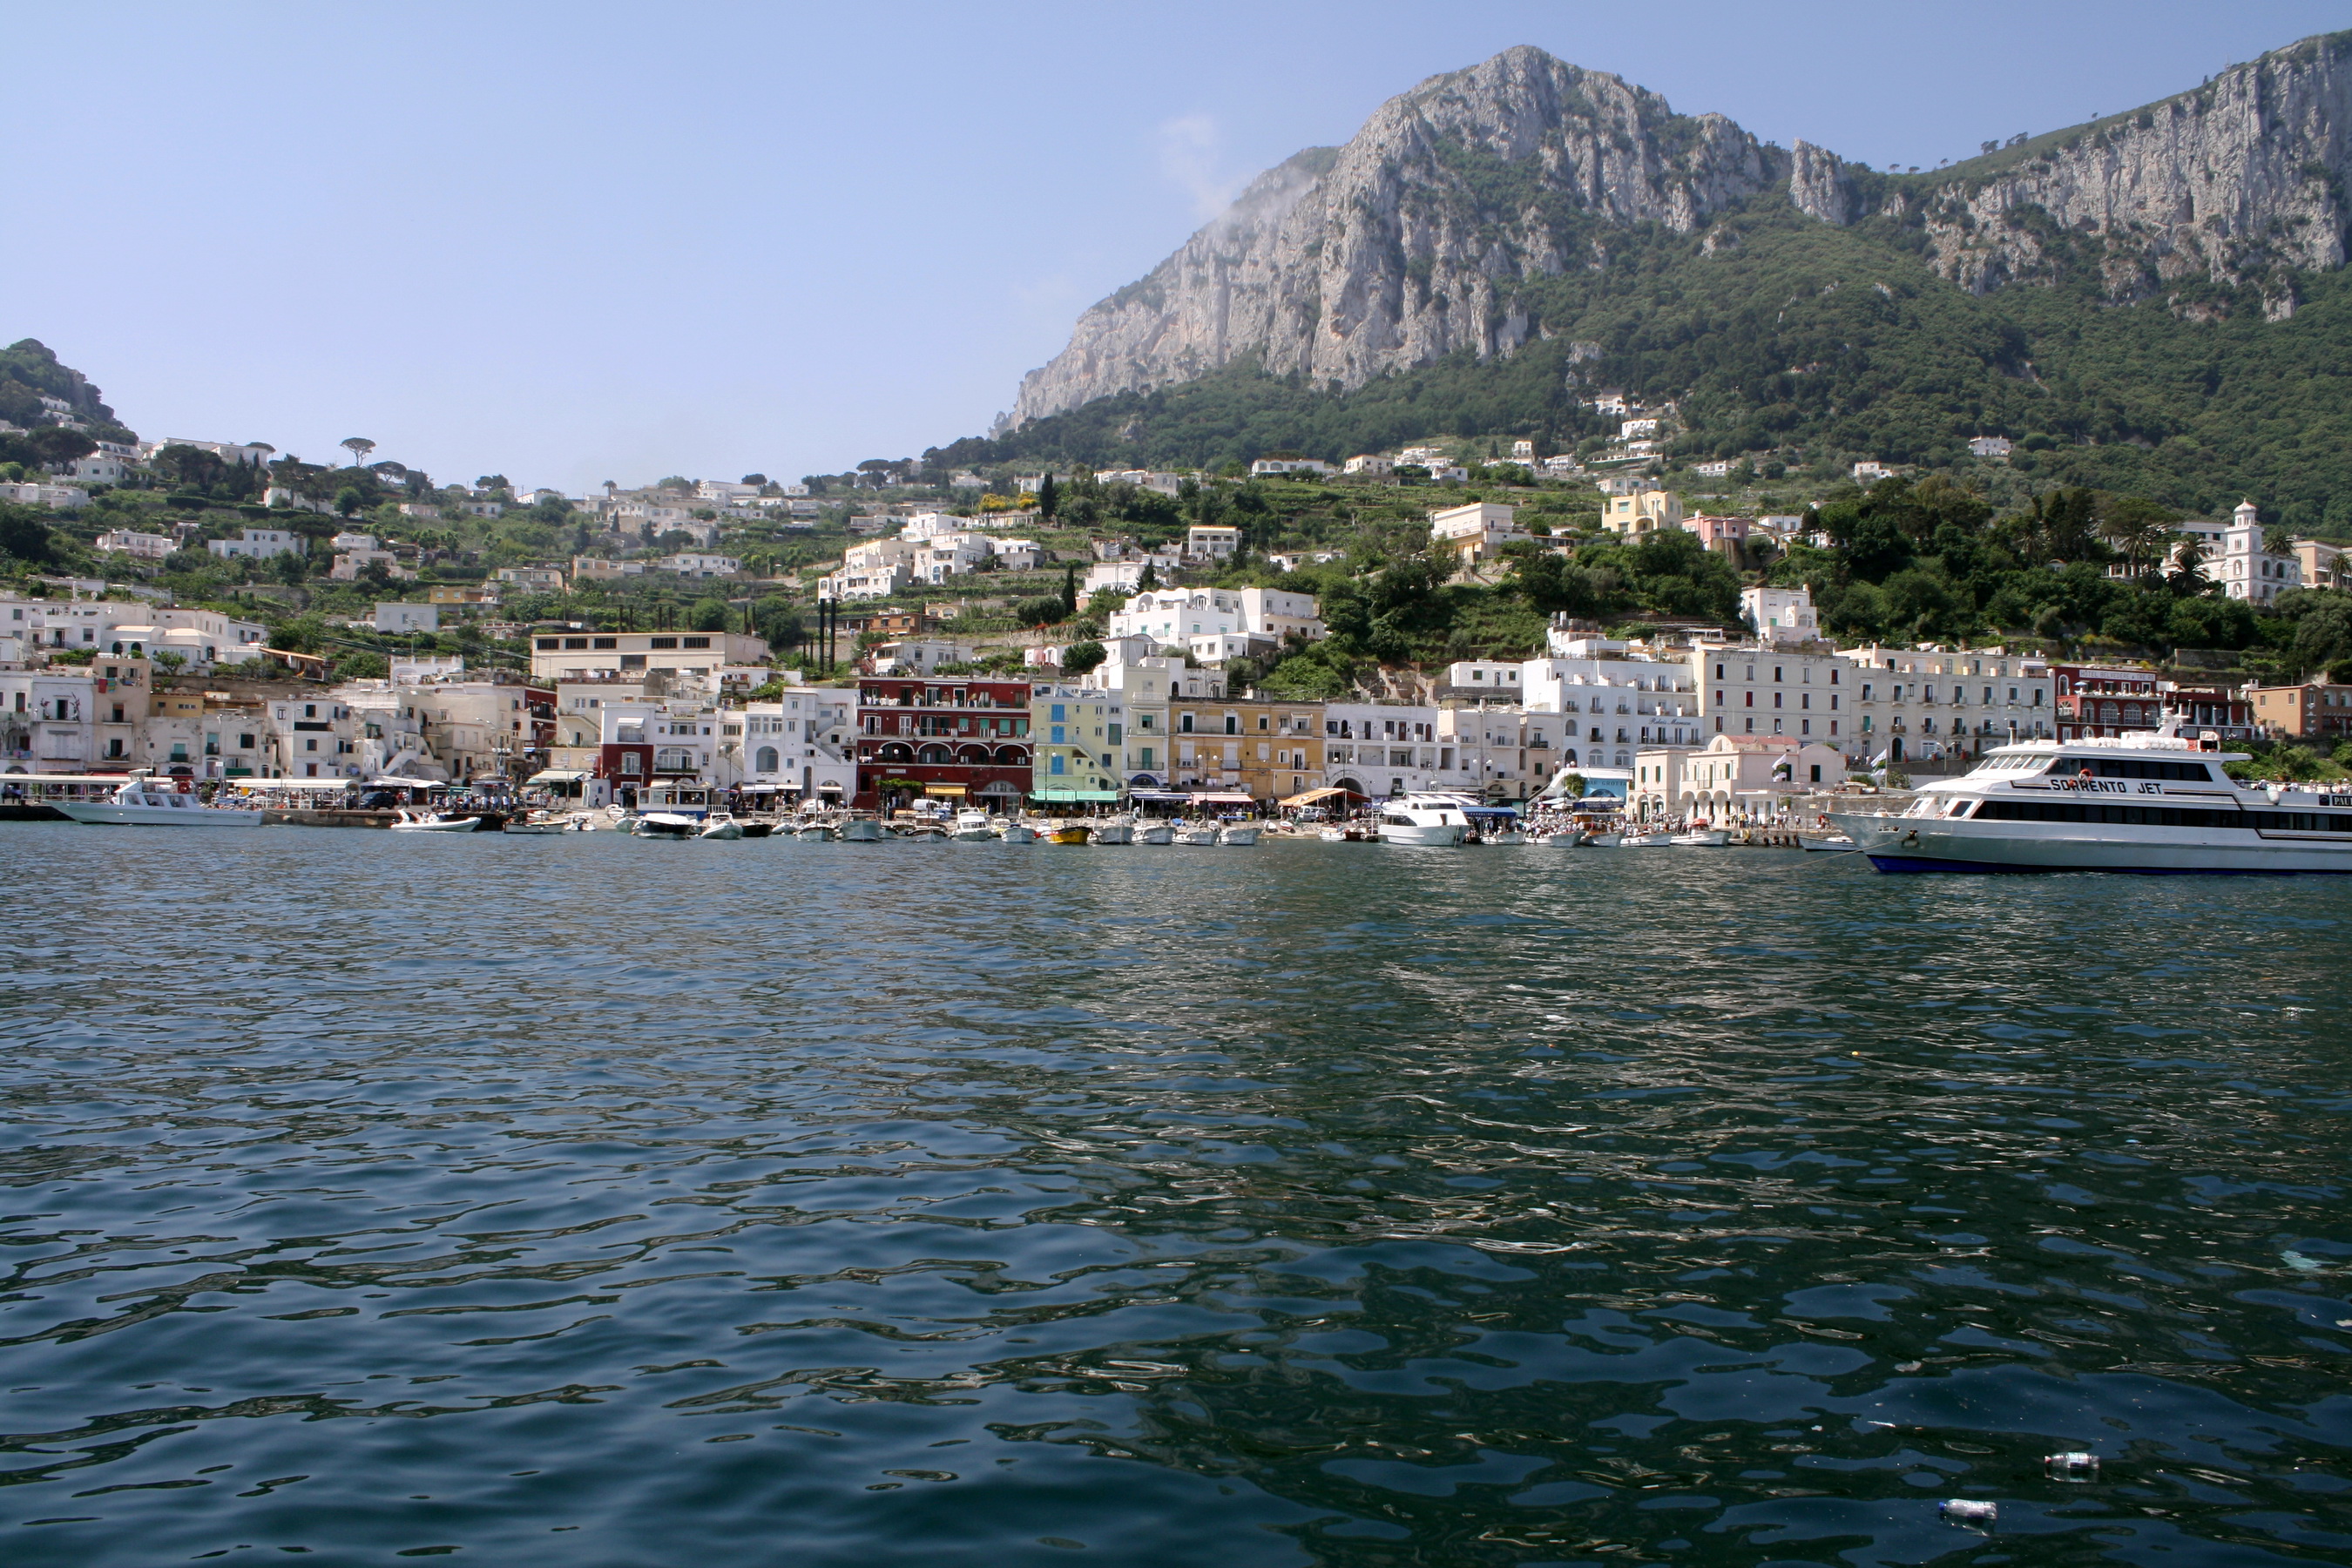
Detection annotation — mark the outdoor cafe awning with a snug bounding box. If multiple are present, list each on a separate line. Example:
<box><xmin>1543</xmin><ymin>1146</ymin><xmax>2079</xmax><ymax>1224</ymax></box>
<box><xmin>525</xmin><ymin>769</ymin><xmax>589</xmax><ymax>784</ymax></box>
<box><xmin>1190</xmin><ymin>790</ymin><xmax>1254</xmax><ymax>805</ymax></box>
<box><xmin>1279</xmin><ymin>786</ymin><xmax>1363</xmax><ymax>808</ymax></box>
<box><xmin>1128</xmin><ymin>789</ymin><xmax>1191</xmax><ymax>803</ymax></box>
<box><xmin>1032</xmin><ymin>788</ymin><xmax>1119</xmax><ymax>801</ymax></box>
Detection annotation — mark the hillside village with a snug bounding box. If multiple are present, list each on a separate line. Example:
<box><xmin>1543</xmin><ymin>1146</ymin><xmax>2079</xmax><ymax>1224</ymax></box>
<box><xmin>7</xmin><ymin>338</ymin><xmax>2352</xmax><ymax>813</ymax></box>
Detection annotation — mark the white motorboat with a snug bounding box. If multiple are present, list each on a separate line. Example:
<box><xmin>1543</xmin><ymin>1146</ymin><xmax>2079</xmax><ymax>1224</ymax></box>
<box><xmin>1090</xmin><ymin>818</ymin><xmax>1135</xmax><ymax>845</ymax></box>
<box><xmin>501</xmin><ymin>817</ymin><xmax>568</xmax><ymax>835</ymax></box>
<box><xmin>841</xmin><ymin>814</ymin><xmax>887</xmax><ymax>842</ymax></box>
<box><xmin>1829</xmin><ymin>733</ymin><xmax>2352</xmax><ymax>874</ymax></box>
<box><xmin>562</xmin><ymin>813</ymin><xmax>598</xmax><ymax>832</ymax></box>
<box><xmin>1585</xmin><ymin>832</ymin><xmax>1623</xmax><ymax>848</ymax></box>
<box><xmin>1620</xmin><ymin>831</ymin><xmax>1676</xmax><ymax>848</ymax></box>
<box><xmin>698</xmin><ymin>813</ymin><xmax>744</xmax><ymax>841</ymax></box>
<box><xmin>1376</xmin><ymin>794</ymin><xmax>1472</xmax><ymax>847</ymax></box>
<box><xmin>1670</xmin><ymin>828</ymin><xmax>1729</xmax><ymax>847</ymax></box>
<box><xmin>1480</xmin><ymin>828</ymin><xmax>1529</xmax><ymax>845</ymax></box>
<box><xmin>1217</xmin><ymin>823</ymin><xmax>1260</xmax><ymax>846</ymax></box>
<box><xmin>899</xmin><ymin>822</ymin><xmax>948</xmax><ymax>841</ymax></box>
<box><xmin>54</xmin><ymin>775</ymin><xmax>265</xmax><ymax>828</ymax></box>
<box><xmin>391</xmin><ymin>809</ymin><xmax>482</xmax><ymax>833</ymax></box>
<box><xmin>1799</xmin><ymin>832</ymin><xmax>1857</xmax><ymax>852</ymax></box>
<box><xmin>794</xmin><ymin>818</ymin><xmax>838</xmax><ymax>841</ymax></box>
<box><xmin>1136</xmin><ymin>821</ymin><xmax>1174</xmax><ymax>845</ymax></box>
<box><xmin>997</xmin><ymin>821</ymin><xmax>1038</xmax><ymax>844</ymax></box>
<box><xmin>1173</xmin><ymin>821</ymin><xmax>1221</xmax><ymax>845</ymax></box>
<box><xmin>951</xmin><ymin>808</ymin><xmax>997</xmax><ymax>841</ymax></box>
<box><xmin>634</xmin><ymin>812</ymin><xmax>700</xmax><ymax>839</ymax></box>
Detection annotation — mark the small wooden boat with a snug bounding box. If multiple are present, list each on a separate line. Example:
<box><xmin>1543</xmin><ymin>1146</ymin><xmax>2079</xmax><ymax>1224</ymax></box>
<box><xmin>1217</xmin><ymin>823</ymin><xmax>1260</xmax><ymax>846</ymax></box>
<box><xmin>1044</xmin><ymin>822</ymin><xmax>1090</xmax><ymax>844</ymax></box>
<box><xmin>1090</xmin><ymin>818</ymin><xmax>1134</xmax><ymax>844</ymax></box>
<box><xmin>997</xmin><ymin>821</ymin><xmax>1038</xmax><ymax>844</ymax></box>
<box><xmin>1173</xmin><ymin>821</ymin><xmax>1220</xmax><ymax>845</ymax></box>
<box><xmin>1137</xmin><ymin>821</ymin><xmax>1174</xmax><ymax>845</ymax></box>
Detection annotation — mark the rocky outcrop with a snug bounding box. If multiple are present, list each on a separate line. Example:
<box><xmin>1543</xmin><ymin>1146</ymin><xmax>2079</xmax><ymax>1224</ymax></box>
<box><xmin>1012</xmin><ymin>46</ymin><xmax>1788</xmax><ymax>425</ymax></box>
<box><xmin>1011</xmin><ymin>32</ymin><xmax>2352</xmax><ymax>425</ymax></box>
<box><xmin>1817</xmin><ymin>32</ymin><xmax>2352</xmax><ymax>308</ymax></box>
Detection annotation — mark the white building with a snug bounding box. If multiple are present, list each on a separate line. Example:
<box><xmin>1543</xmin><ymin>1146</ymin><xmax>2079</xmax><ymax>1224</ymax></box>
<box><xmin>1107</xmin><ymin>586</ymin><xmax>1323</xmax><ymax>649</ymax></box>
<box><xmin>208</xmin><ymin>527</ymin><xmax>301</xmax><ymax>562</ymax></box>
<box><xmin>1186</xmin><ymin>524</ymin><xmax>1240</xmax><ymax>561</ymax></box>
<box><xmin>1428</xmin><ymin>502</ymin><xmax>1524</xmax><ymax>566</ymax></box>
<box><xmin>374</xmin><ymin>603</ymin><xmax>441</xmax><ymax>634</ymax></box>
<box><xmin>1249</xmin><ymin>458</ymin><xmax>1331</xmax><ymax>477</ymax></box>
<box><xmin>1342</xmin><ymin>454</ymin><xmax>1394</xmax><ymax>476</ymax></box>
<box><xmin>1446</xmin><ymin>660</ymin><xmax>1524</xmax><ymax>694</ymax></box>
<box><xmin>1837</xmin><ymin>646</ymin><xmax>2051</xmax><ymax>764</ymax></box>
<box><xmin>1</xmin><ymin>483</ymin><xmax>89</xmax><ymax>510</ymax></box>
<box><xmin>742</xmin><ymin>684</ymin><xmax>858</xmax><ymax>803</ymax></box>
<box><xmin>2218</xmin><ymin>500</ymin><xmax>2301</xmax><ymax>605</ymax></box>
<box><xmin>657</xmin><ymin>553</ymin><xmax>740</xmax><ymax>578</ymax></box>
<box><xmin>1318</xmin><ymin>703</ymin><xmax>1477</xmax><ymax>798</ymax></box>
<box><xmin>1522</xmin><ymin>653</ymin><xmax>1699</xmax><ymax>768</ymax></box>
<box><xmin>1740</xmin><ymin>585</ymin><xmax>1820</xmax><ymax>645</ymax></box>
<box><xmin>1852</xmin><ymin>460</ymin><xmax>1896</xmax><ymax>483</ymax></box>
<box><xmin>818</xmin><ymin>563</ymin><xmax>911</xmax><ymax>600</ymax></box>
<box><xmin>1967</xmin><ymin>436</ymin><xmax>2013</xmax><ymax>460</ymax></box>
<box><xmin>95</xmin><ymin>530</ymin><xmax>175</xmax><ymax>560</ymax></box>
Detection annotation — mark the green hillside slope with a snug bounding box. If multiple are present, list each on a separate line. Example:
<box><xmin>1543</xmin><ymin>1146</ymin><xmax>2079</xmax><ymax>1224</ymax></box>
<box><xmin>940</xmin><ymin>199</ymin><xmax>2352</xmax><ymax>534</ymax></box>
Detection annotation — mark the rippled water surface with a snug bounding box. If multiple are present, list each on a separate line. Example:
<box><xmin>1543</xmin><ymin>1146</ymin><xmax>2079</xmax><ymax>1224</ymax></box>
<box><xmin>4</xmin><ymin>826</ymin><xmax>2351</xmax><ymax>1567</ymax></box>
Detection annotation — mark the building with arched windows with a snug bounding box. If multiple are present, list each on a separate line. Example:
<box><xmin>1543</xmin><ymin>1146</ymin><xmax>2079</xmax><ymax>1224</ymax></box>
<box><xmin>855</xmin><ymin>676</ymin><xmax>1033</xmax><ymax>811</ymax></box>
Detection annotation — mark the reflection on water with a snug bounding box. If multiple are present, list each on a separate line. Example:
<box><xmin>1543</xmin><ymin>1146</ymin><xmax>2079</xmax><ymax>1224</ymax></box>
<box><xmin>2</xmin><ymin>828</ymin><xmax>2348</xmax><ymax>1565</ymax></box>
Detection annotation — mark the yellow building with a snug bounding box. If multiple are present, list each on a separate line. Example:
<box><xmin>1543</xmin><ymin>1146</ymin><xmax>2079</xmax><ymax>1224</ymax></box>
<box><xmin>1171</xmin><ymin>696</ymin><xmax>1323</xmax><ymax>801</ymax></box>
<box><xmin>1601</xmin><ymin>488</ymin><xmax>1685</xmax><ymax>536</ymax></box>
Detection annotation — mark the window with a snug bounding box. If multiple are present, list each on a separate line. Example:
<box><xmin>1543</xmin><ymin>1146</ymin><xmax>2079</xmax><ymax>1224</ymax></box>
<box><xmin>649</xmin><ymin>637</ymin><xmax>678</xmax><ymax>649</ymax></box>
<box><xmin>1179</xmin><ymin>712</ymin><xmax>1194</xmax><ymax>733</ymax></box>
<box><xmin>536</xmin><ymin>638</ymin><xmax>558</xmax><ymax>650</ymax></box>
<box><xmin>564</xmin><ymin>637</ymin><xmax>587</xmax><ymax>650</ymax></box>
<box><xmin>593</xmin><ymin>637</ymin><xmax>617</xmax><ymax>650</ymax></box>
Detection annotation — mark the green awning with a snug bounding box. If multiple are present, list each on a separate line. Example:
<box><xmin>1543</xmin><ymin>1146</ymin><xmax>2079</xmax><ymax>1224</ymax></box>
<box><xmin>1032</xmin><ymin>787</ymin><xmax>1121</xmax><ymax>801</ymax></box>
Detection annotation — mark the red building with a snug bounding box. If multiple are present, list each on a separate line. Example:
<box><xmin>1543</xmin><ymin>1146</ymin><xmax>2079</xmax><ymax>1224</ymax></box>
<box><xmin>2051</xmin><ymin>663</ymin><xmax>2162</xmax><ymax>740</ymax></box>
<box><xmin>856</xmin><ymin>676</ymin><xmax>1031</xmax><ymax>810</ymax></box>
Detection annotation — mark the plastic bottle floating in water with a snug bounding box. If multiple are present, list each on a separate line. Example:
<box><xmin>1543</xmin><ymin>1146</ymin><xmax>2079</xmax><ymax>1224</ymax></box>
<box><xmin>2045</xmin><ymin>1452</ymin><xmax>2100</xmax><ymax>1480</ymax></box>
<box><xmin>1939</xmin><ymin>1499</ymin><xmax>1998</xmax><ymax>1528</ymax></box>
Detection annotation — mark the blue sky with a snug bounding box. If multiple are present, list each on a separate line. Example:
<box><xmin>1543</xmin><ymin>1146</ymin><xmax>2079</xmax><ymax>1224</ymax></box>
<box><xmin>8</xmin><ymin>2</ymin><xmax>2344</xmax><ymax>491</ymax></box>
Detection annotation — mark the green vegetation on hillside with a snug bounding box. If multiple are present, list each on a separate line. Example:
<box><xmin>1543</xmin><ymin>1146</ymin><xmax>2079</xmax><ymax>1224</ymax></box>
<box><xmin>939</xmin><ymin>200</ymin><xmax>2352</xmax><ymax>535</ymax></box>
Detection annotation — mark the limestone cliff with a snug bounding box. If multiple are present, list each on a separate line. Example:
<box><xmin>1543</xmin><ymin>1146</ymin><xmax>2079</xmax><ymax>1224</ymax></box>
<box><xmin>1012</xmin><ymin>46</ymin><xmax>1788</xmax><ymax>425</ymax></box>
<box><xmin>1828</xmin><ymin>32</ymin><xmax>2352</xmax><ymax>316</ymax></box>
<box><xmin>1010</xmin><ymin>32</ymin><xmax>2352</xmax><ymax>425</ymax></box>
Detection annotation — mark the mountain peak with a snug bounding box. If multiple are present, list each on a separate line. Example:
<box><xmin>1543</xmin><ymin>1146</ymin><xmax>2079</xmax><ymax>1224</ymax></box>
<box><xmin>1011</xmin><ymin>30</ymin><xmax>2352</xmax><ymax>427</ymax></box>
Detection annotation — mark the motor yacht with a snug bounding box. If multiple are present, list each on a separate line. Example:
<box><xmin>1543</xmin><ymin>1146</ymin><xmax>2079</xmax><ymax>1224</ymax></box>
<box><xmin>951</xmin><ymin>808</ymin><xmax>997</xmax><ymax>841</ymax></box>
<box><xmin>1375</xmin><ymin>794</ymin><xmax>1472</xmax><ymax>847</ymax></box>
<box><xmin>54</xmin><ymin>775</ymin><xmax>264</xmax><ymax>828</ymax></box>
<box><xmin>633</xmin><ymin>812</ymin><xmax>700</xmax><ymax>839</ymax></box>
<box><xmin>1830</xmin><ymin>733</ymin><xmax>2352</xmax><ymax>873</ymax></box>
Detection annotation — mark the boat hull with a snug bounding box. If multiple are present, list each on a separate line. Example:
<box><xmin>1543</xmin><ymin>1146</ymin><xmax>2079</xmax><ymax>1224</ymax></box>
<box><xmin>1217</xmin><ymin>826</ymin><xmax>1260</xmax><ymax>846</ymax></box>
<box><xmin>841</xmin><ymin>820</ymin><xmax>886</xmax><ymax>842</ymax></box>
<box><xmin>1137</xmin><ymin>823</ymin><xmax>1174</xmax><ymax>845</ymax></box>
<box><xmin>1091</xmin><ymin>823</ymin><xmax>1134</xmax><ymax>844</ymax></box>
<box><xmin>55</xmin><ymin>803</ymin><xmax>263</xmax><ymax>827</ymax></box>
<box><xmin>1828</xmin><ymin>812</ymin><xmax>2352</xmax><ymax>875</ymax></box>
<box><xmin>1378</xmin><ymin>824</ymin><xmax>1463</xmax><ymax>847</ymax></box>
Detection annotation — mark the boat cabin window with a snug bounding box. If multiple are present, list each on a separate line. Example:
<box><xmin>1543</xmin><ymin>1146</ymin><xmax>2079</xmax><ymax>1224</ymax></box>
<box><xmin>2049</xmin><ymin>757</ymin><xmax>2217</xmax><ymax>782</ymax></box>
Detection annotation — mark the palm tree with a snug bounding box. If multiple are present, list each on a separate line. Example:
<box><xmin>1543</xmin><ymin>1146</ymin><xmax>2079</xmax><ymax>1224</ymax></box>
<box><xmin>2169</xmin><ymin>537</ymin><xmax>2209</xmax><ymax>594</ymax></box>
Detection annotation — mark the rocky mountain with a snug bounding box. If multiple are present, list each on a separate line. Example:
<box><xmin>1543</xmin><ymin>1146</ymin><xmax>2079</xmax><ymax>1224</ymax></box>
<box><xmin>1010</xmin><ymin>31</ymin><xmax>2352</xmax><ymax>425</ymax></box>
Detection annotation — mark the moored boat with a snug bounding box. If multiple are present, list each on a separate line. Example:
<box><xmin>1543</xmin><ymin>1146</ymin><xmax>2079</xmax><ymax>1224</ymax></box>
<box><xmin>1217</xmin><ymin>822</ymin><xmax>1260</xmax><ymax>846</ymax></box>
<box><xmin>1136</xmin><ymin>820</ymin><xmax>1174</xmax><ymax>845</ymax></box>
<box><xmin>950</xmin><ymin>808</ymin><xmax>997</xmax><ymax>841</ymax></box>
<box><xmin>1376</xmin><ymin>794</ymin><xmax>1471</xmax><ymax>847</ymax></box>
<box><xmin>1670</xmin><ymin>828</ymin><xmax>1729</xmax><ymax>847</ymax></box>
<box><xmin>841</xmin><ymin>814</ymin><xmax>887</xmax><ymax>842</ymax></box>
<box><xmin>1090</xmin><ymin>818</ymin><xmax>1135</xmax><ymax>845</ymax></box>
<box><xmin>997</xmin><ymin>821</ymin><xmax>1039</xmax><ymax>844</ymax></box>
<box><xmin>54</xmin><ymin>775</ymin><xmax>264</xmax><ymax>828</ymax></box>
<box><xmin>1044</xmin><ymin>821</ymin><xmax>1090</xmax><ymax>844</ymax></box>
<box><xmin>698</xmin><ymin>813</ymin><xmax>745</xmax><ymax>840</ymax></box>
<box><xmin>1829</xmin><ymin>733</ymin><xmax>2352</xmax><ymax>874</ymax></box>
<box><xmin>1173</xmin><ymin>821</ymin><xmax>1220</xmax><ymax>845</ymax></box>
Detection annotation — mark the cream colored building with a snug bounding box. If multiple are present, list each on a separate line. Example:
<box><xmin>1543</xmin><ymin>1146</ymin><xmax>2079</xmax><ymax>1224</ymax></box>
<box><xmin>1600</xmin><ymin>487</ymin><xmax>1684</xmax><ymax>536</ymax></box>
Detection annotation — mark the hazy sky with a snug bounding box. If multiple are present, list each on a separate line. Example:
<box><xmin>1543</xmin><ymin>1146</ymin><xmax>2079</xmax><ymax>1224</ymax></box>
<box><xmin>10</xmin><ymin>2</ymin><xmax>2343</xmax><ymax>491</ymax></box>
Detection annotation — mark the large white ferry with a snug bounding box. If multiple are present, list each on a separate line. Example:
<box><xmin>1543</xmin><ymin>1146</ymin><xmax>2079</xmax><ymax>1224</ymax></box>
<box><xmin>1830</xmin><ymin>734</ymin><xmax>2352</xmax><ymax>875</ymax></box>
